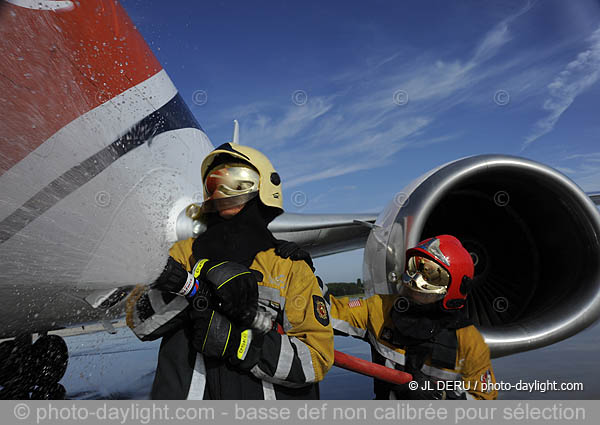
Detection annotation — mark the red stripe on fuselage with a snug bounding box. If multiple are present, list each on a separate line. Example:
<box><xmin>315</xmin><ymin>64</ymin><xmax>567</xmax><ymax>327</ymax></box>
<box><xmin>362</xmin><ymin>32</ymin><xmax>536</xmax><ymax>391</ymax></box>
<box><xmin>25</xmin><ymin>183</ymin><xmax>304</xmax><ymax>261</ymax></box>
<box><xmin>0</xmin><ymin>0</ymin><xmax>162</xmax><ymax>175</ymax></box>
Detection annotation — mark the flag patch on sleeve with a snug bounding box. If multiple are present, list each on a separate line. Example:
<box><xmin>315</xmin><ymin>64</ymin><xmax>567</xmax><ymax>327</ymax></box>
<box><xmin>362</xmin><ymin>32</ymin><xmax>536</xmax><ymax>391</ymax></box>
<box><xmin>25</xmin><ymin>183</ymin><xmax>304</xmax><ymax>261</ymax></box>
<box><xmin>480</xmin><ymin>369</ymin><xmax>493</xmax><ymax>392</ymax></box>
<box><xmin>347</xmin><ymin>298</ymin><xmax>362</xmax><ymax>308</ymax></box>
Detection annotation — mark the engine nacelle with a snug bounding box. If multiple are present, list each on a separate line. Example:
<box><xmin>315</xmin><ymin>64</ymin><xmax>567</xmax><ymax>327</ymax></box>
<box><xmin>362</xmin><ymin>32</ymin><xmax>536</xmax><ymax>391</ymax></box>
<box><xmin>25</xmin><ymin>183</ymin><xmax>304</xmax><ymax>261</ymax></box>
<box><xmin>363</xmin><ymin>155</ymin><xmax>600</xmax><ymax>357</ymax></box>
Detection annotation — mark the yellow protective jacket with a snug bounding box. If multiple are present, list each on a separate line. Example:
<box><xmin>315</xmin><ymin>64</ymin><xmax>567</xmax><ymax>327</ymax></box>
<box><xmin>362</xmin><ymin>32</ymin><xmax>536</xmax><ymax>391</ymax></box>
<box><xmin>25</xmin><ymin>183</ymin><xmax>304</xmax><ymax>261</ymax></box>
<box><xmin>126</xmin><ymin>238</ymin><xmax>334</xmax><ymax>400</ymax></box>
<box><xmin>329</xmin><ymin>294</ymin><xmax>497</xmax><ymax>400</ymax></box>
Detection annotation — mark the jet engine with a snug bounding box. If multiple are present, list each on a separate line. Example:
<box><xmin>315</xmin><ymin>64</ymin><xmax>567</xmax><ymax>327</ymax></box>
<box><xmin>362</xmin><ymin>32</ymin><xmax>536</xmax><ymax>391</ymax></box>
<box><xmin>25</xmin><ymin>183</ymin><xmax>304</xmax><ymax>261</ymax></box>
<box><xmin>363</xmin><ymin>155</ymin><xmax>600</xmax><ymax>357</ymax></box>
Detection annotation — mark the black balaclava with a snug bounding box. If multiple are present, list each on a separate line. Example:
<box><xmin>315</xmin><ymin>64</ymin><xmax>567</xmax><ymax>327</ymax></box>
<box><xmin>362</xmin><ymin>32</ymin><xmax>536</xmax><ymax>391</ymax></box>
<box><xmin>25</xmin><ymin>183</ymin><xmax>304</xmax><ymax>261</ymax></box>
<box><xmin>191</xmin><ymin>196</ymin><xmax>278</xmax><ymax>267</ymax></box>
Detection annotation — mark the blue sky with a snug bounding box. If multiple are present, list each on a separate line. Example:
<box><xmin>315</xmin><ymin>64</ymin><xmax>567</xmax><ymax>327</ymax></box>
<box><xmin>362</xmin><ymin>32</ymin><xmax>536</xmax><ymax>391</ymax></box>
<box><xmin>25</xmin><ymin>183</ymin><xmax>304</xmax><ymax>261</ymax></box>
<box><xmin>122</xmin><ymin>0</ymin><xmax>600</xmax><ymax>282</ymax></box>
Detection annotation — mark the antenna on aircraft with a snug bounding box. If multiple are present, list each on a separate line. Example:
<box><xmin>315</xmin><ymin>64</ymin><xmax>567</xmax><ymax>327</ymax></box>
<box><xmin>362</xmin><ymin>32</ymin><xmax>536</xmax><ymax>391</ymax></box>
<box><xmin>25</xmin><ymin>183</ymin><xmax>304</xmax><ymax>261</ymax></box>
<box><xmin>232</xmin><ymin>119</ymin><xmax>239</xmax><ymax>145</ymax></box>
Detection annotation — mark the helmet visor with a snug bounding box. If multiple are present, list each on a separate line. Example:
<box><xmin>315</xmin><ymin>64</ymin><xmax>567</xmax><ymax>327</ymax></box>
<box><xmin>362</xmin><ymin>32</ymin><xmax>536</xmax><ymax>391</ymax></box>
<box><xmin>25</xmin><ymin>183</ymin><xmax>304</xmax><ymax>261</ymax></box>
<box><xmin>406</xmin><ymin>256</ymin><xmax>450</xmax><ymax>289</ymax></box>
<box><xmin>201</xmin><ymin>164</ymin><xmax>260</xmax><ymax>212</ymax></box>
<box><xmin>399</xmin><ymin>256</ymin><xmax>450</xmax><ymax>304</ymax></box>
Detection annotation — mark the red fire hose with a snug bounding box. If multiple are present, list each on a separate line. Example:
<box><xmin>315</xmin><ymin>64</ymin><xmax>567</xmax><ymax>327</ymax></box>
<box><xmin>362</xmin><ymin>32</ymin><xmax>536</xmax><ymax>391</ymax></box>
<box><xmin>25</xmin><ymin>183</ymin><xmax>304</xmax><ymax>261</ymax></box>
<box><xmin>334</xmin><ymin>350</ymin><xmax>412</xmax><ymax>385</ymax></box>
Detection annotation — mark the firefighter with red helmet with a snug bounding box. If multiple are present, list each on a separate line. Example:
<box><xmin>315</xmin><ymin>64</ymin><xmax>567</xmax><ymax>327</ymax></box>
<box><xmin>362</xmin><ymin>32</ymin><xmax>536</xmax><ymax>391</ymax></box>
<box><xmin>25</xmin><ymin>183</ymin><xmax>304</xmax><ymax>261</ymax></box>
<box><xmin>328</xmin><ymin>235</ymin><xmax>498</xmax><ymax>400</ymax></box>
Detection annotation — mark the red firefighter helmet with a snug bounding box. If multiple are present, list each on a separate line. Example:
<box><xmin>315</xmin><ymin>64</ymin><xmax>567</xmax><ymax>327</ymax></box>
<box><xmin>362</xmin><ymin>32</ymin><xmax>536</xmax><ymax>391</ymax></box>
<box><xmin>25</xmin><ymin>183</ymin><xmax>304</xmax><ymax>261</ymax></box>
<box><xmin>403</xmin><ymin>235</ymin><xmax>474</xmax><ymax>310</ymax></box>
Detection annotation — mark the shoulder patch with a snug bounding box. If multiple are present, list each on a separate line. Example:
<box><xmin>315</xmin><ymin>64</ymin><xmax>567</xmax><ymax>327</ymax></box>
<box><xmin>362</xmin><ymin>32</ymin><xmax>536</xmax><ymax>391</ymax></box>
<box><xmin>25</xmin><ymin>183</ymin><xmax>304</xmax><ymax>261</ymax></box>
<box><xmin>313</xmin><ymin>295</ymin><xmax>330</xmax><ymax>326</ymax></box>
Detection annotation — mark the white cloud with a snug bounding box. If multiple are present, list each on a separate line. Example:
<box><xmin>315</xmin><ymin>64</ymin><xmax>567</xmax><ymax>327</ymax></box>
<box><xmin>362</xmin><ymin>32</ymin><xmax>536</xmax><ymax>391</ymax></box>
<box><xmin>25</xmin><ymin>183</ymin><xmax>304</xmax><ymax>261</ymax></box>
<box><xmin>555</xmin><ymin>151</ymin><xmax>600</xmax><ymax>192</ymax></box>
<box><xmin>232</xmin><ymin>6</ymin><xmax>536</xmax><ymax>189</ymax></box>
<box><xmin>523</xmin><ymin>26</ymin><xmax>600</xmax><ymax>147</ymax></box>
<box><xmin>281</xmin><ymin>116</ymin><xmax>432</xmax><ymax>188</ymax></box>
<box><xmin>237</xmin><ymin>97</ymin><xmax>335</xmax><ymax>150</ymax></box>
<box><xmin>573</xmin><ymin>171</ymin><xmax>600</xmax><ymax>192</ymax></box>
<box><xmin>565</xmin><ymin>152</ymin><xmax>600</xmax><ymax>162</ymax></box>
<box><xmin>472</xmin><ymin>0</ymin><xmax>536</xmax><ymax>62</ymax></box>
<box><xmin>555</xmin><ymin>166</ymin><xmax>578</xmax><ymax>174</ymax></box>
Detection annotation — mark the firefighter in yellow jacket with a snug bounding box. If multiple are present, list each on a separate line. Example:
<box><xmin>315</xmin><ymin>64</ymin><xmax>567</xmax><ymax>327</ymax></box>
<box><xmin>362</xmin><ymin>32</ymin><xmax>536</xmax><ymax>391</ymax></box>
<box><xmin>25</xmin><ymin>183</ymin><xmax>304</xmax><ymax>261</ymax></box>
<box><xmin>126</xmin><ymin>140</ymin><xmax>334</xmax><ymax>399</ymax></box>
<box><xmin>328</xmin><ymin>235</ymin><xmax>497</xmax><ymax>400</ymax></box>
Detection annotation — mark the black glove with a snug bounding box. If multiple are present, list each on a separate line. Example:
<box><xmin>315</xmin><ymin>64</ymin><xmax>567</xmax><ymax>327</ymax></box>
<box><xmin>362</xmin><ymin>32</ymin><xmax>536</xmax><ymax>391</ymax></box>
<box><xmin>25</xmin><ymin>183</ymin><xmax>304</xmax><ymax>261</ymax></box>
<box><xmin>274</xmin><ymin>240</ymin><xmax>315</xmax><ymax>271</ymax></box>
<box><xmin>150</xmin><ymin>257</ymin><xmax>200</xmax><ymax>297</ymax></box>
<box><xmin>192</xmin><ymin>259</ymin><xmax>263</xmax><ymax>329</ymax></box>
<box><xmin>190</xmin><ymin>308</ymin><xmax>263</xmax><ymax>370</ymax></box>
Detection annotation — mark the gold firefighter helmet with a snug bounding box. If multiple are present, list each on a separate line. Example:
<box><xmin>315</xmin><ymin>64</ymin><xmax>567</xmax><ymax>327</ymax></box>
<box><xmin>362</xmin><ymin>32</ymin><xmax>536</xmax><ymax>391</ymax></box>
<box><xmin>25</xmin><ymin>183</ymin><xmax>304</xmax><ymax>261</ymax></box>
<box><xmin>199</xmin><ymin>121</ymin><xmax>283</xmax><ymax>215</ymax></box>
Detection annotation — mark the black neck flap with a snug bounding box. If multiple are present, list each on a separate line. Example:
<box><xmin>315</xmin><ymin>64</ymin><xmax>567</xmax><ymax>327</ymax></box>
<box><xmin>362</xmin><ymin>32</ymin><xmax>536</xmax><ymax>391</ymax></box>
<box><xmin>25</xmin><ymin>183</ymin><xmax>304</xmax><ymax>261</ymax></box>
<box><xmin>387</xmin><ymin>300</ymin><xmax>472</xmax><ymax>370</ymax></box>
<box><xmin>192</xmin><ymin>197</ymin><xmax>278</xmax><ymax>267</ymax></box>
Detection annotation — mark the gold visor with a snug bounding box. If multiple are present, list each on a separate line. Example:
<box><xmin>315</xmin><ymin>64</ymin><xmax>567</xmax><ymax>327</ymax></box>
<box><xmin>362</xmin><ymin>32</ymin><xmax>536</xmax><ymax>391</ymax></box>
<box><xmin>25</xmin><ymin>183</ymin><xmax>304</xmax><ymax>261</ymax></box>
<box><xmin>399</xmin><ymin>256</ymin><xmax>450</xmax><ymax>303</ymax></box>
<box><xmin>406</xmin><ymin>256</ymin><xmax>450</xmax><ymax>290</ymax></box>
<box><xmin>201</xmin><ymin>164</ymin><xmax>260</xmax><ymax>212</ymax></box>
